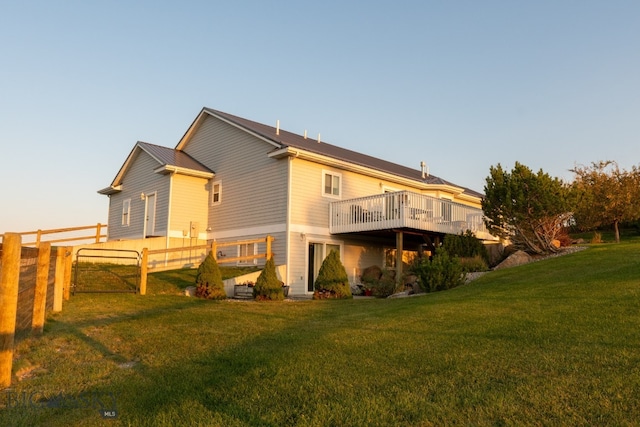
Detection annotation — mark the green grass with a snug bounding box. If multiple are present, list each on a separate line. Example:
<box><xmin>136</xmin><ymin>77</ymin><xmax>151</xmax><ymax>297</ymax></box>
<box><xmin>2</xmin><ymin>241</ymin><xmax>640</xmax><ymax>426</ymax></box>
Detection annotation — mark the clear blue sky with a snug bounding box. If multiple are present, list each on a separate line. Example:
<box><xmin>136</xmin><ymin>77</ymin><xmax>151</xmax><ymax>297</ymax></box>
<box><xmin>1</xmin><ymin>1</ymin><xmax>639</xmax><ymax>233</ymax></box>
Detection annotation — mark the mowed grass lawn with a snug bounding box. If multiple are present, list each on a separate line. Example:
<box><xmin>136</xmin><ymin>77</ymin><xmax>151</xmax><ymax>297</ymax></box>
<box><xmin>3</xmin><ymin>239</ymin><xmax>640</xmax><ymax>426</ymax></box>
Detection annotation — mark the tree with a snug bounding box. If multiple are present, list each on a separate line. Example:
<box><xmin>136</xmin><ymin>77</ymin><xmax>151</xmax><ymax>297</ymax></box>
<box><xmin>195</xmin><ymin>251</ymin><xmax>226</xmax><ymax>300</ymax></box>
<box><xmin>482</xmin><ymin>162</ymin><xmax>572</xmax><ymax>254</ymax></box>
<box><xmin>570</xmin><ymin>161</ymin><xmax>640</xmax><ymax>243</ymax></box>
<box><xmin>253</xmin><ymin>256</ymin><xmax>284</xmax><ymax>301</ymax></box>
<box><xmin>313</xmin><ymin>250</ymin><xmax>352</xmax><ymax>299</ymax></box>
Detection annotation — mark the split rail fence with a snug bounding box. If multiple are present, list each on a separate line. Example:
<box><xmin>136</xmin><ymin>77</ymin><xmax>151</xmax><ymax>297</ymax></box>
<box><xmin>0</xmin><ymin>233</ymin><xmax>74</xmax><ymax>388</ymax></box>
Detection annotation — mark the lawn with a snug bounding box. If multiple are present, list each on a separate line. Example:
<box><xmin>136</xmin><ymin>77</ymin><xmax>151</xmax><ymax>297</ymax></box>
<box><xmin>2</xmin><ymin>240</ymin><xmax>640</xmax><ymax>426</ymax></box>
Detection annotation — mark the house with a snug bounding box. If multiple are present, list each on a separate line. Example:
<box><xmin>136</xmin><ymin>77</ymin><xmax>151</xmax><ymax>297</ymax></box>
<box><xmin>99</xmin><ymin>107</ymin><xmax>492</xmax><ymax>296</ymax></box>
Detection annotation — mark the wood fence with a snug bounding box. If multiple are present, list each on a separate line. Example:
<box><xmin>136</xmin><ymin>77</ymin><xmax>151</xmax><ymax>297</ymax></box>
<box><xmin>139</xmin><ymin>236</ymin><xmax>273</xmax><ymax>294</ymax></box>
<box><xmin>0</xmin><ymin>223</ymin><xmax>107</xmax><ymax>247</ymax></box>
<box><xmin>0</xmin><ymin>234</ymin><xmax>73</xmax><ymax>388</ymax></box>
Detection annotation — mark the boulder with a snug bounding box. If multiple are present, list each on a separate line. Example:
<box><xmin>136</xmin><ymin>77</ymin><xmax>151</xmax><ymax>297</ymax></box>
<box><xmin>493</xmin><ymin>250</ymin><xmax>532</xmax><ymax>270</ymax></box>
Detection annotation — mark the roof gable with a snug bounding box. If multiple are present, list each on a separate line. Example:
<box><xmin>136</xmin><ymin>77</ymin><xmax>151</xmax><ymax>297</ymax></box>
<box><xmin>98</xmin><ymin>141</ymin><xmax>213</xmax><ymax>195</ymax></box>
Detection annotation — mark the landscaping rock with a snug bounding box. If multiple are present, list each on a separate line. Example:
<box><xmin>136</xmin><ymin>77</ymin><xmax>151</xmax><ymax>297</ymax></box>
<box><xmin>493</xmin><ymin>250</ymin><xmax>532</xmax><ymax>270</ymax></box>
<box><xmin>184</xmin><ymin>286</ymin><xmax>196</xmax><ymax>297</ymax></box>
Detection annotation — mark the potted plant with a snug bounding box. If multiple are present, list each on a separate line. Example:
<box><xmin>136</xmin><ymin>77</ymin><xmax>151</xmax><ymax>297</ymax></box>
<box><xmin>281</xmin><ymin>282</ymin><xmax>290</xmax><ymax>297</ymax></box>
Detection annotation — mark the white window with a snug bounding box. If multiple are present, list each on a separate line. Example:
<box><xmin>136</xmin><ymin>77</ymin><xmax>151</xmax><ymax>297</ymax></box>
<box><xmin>237</xmin><ymin>243</ymin><xmax>257</xmax><ymax>265</ymax></box>
<box><xmin>122</xmin><ymin>199</ymin><xmax>131</xmax><ymax>226</ymax></box>
<box><xmin>322</xmin><ymin>170</ymin><xmax>341</xmax><ymax>198</ymax></box>
<box><xmin>212</xmin><ymin>181</ymin><xmax>222</xmax><ymax>205</ymax></box>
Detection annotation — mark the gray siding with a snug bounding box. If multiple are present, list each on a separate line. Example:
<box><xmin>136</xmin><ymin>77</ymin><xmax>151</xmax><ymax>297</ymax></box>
<box><xmin>183</xmin><ymin>115</ymin><xmax>288</xmax><ymax>231</ymax></box>
<box><xmin>181</xmin><ymin>114</ymin><xmax>288</xmax><ymax>268</ymax></box>
<box><xmin>107</xmin><ymin>151</ymin><xmax>170</xmax><ymax>241</ymax></box>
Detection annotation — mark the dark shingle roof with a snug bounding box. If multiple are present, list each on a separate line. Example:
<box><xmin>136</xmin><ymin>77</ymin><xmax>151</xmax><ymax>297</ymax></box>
<box><xmin>139</xmin><ymin>141</ymin><xmax>213</xmax><ymax>173</ymax></box>
<box><xmin>203</xmin><ymin>108</ymin><xmax>483</xmax><ymax>198</ymax></box>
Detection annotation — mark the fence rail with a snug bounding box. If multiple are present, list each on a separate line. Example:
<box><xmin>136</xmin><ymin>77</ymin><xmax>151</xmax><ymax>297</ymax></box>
<box><xmin>0</xmin><ymin>223</ymin><xmax>107</xmax><ymax>247</ymax></box>
<box><xmin>140</xmin><ymin>236</ymin><xmax>274</xmax><ymax>294</ymax></box>
<box><xmin>0</xmin><ymin>234</ymin><xmax>72</xmax><ymax>388</ymax></box>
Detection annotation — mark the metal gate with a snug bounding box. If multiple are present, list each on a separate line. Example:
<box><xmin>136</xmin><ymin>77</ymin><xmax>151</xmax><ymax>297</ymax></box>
<box><xmin>73</xmin><ymin>248</ymin><xmax>140</xmax><ymax>294</ymax></box>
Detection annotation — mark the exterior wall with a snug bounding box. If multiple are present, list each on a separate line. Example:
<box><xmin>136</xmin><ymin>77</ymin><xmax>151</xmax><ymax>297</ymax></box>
<box><xmin>107</xmin><ymin>151</ymin><xmax>170</xmax><ymax>241</ymax></box>
<box><xmin>181</xmin><ymin>114</ymin><xmax>289</xmax><ymax>268</ymax></box>
<box><xmin>168</xmin><ymin>174</ymin><xmax>210</xmax><ymax>241</ymax></box>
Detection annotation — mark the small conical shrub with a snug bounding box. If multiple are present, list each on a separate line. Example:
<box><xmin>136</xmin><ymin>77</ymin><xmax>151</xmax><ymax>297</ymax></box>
<box><xmin>313</xmin><ymin>250</ymin><xmax>352</xmax><ymax>299</ymax></box>
<box><xmin>253</xmin><ymin>257</ymin><xmax>284</xmax><ymax>301</ymax></box>
<box><xmin>195</xmin><ymin>251</ymin><xmax>226</xmax><ymax>300</ymax></box>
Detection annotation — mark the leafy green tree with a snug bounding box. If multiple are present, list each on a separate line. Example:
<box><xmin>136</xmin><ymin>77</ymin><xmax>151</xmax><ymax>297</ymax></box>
<box><xmin>195</xmin><ymin>251</ymin><xmax>226</xmax><ymax>300</ymax></box>
<box><xmin>570</xmin><ymin>161</ymin><xmax>640</xmax><ymax>243</ymax></box>
<box><xmin>482</xmin><ymin>162</ymin><xmax>572</xmax><ymax>254</ymax></box>
<box><xmin>313</xmin><ymin>250</ymin><xmax>352</xmax><ymax>299</ymax></box>
<box><xmin>253</xmin><ymin>256</ymin><xmax>284</xmax><ymax>301</ymax></box>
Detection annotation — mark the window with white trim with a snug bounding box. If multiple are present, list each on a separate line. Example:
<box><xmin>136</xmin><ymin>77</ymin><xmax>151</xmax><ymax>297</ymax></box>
<box><xmin>322</xmin><ymin>170</ymin><xmax>341</xmax><ymax>198</ymax></box>
<box><xmin>237</xmin><ymin>243</ymin><xmax>257</xmax><ymax>265</ymax></box>
<box><xmin>122</xmin><ymin>199</ymin><xmax>131</xmax><ymax>226</ymax></box>
<box><xmin>212</xmin><ymin>181</ymin><xmax>222</xmax><ymax>205</ymax></box>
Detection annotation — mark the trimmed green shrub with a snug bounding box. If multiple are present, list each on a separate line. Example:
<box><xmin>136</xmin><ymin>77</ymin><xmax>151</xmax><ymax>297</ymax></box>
<box><xmin>313</xmin><ymin>250</ymin><xmax>352</xmax><ymax>299</ymax></box>
<box><xmin>195</xmin><ymin>251</ymin><xmax>226</xmax><ymax>300</ymax></box>
<box><xmin>410</xmin><ymin>248</ymin><xmax>465</xmax><ymax>293</ymax></box>
<box><xmin>253</xmin><ymin>257</ymin><xmax>284</xmax><ymax>301</ymax></box>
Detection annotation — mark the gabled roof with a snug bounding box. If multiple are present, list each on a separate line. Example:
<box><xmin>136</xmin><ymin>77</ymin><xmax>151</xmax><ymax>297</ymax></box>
<box><xmin>188</xmin><ymin>108</ymin><xmax>483</xmax><ymax>199</ymax></box>
<box><xmin>98</xmin><ymin>141</ymin><xmax>214</xmax><ymax>195</ymax></box>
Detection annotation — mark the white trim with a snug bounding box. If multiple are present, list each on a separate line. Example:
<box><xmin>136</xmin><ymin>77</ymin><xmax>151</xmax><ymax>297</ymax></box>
<box><xmin>268</xmin><ymin>147</ymin><xmax>472</xmax><ymax>201</ymax></box>
<box><xmin>208</xmin><ymin>223</ymin><xmax>287</xmax><ymax>240</ymax></box>
<box><xmin>153</xmin><ymin>165</ymin><xmax>214</xmax><ymax>179</ymax></box>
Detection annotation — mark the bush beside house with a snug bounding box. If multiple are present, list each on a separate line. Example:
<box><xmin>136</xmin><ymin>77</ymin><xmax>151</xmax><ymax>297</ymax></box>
<box><xmin>195</xmin><ymin>251</ymin><xmax>227</xmax><ymax>300</ymax></box>
<box><xmin>313</xmin><ymin>250</ymin><xmax>352</xmax><ymax>299</ymax></box>
<box><xmin>253</xmin><ymin>257</ymin><xmax>284</xmax><ymax>301</ymax></box>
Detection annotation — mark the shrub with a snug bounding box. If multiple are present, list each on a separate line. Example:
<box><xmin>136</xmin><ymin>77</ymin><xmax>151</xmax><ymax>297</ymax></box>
<box><xmin>313</xmin><ymin>250</ymin><xmax>352</xmax><ymax>299</ymax></box>
<box><xmin>459</xmin><ymin>255</ymin><xmax>489</xmax><ymax>273</ymax></box>
<box><xmin>195</xmin><ymin>251</ymin><xmax>226</xmax><ymax>300</ymax></box>
<box><xmin>410</xmin><ymin>248</ymin><xmax>465</xmax><ymax>293</ymax></box>
<box><xmin>253</xmin><ymin>257</ymin><xmax>284</xmax><ymax>301</ymax></box>
<box><xmin>443</xmin><ymin>230</ymin><xmax>489</xmax><ymax>262</ymax></box>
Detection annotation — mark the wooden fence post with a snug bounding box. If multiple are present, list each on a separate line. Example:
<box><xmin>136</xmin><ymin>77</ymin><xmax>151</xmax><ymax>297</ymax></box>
<box><xmin>140</xmin><ymin>248</ymin><xmax>148</xmax><ymax>295</ymax></box>
<box><xmin>32</xmin><ymin>242</ymin><xmax>51</xmax><ymax>335</ymax></box>
<box><xmin>53</xmin><ymin>247</ymin><xmax>65</xmax><ymax>312</ymax></box>
<box><xmin>95</xmin><ymin>223</ymin><xmax>102</xmax><ymax>243</ymax></box>
<box><xmin>63</xmin><ymin>247</ymin><xmax>72</xmax><ymax>300</ymax></box>
<box><xmin>0</xmin><ymin>233</ymin><xmax>21</xmax><ymax>388</ymax></box>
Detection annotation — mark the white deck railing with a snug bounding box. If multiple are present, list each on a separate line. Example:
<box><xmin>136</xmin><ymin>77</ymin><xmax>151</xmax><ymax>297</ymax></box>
<box><xmin>329</xmin><ymin>191</ymin><xmax>494</xmax><ymax>239</ymax></box>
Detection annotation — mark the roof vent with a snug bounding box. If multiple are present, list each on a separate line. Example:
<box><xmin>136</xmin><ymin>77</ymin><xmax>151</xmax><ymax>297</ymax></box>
<box><xmin>317</xmin><ymin>133</ymin><xmax>321</xmax><ymax>143</ymax></box>
<box><xmin>304</xmin><ymin>130</ymin><xmax>307</xmax><ymax>139</ymax></box>
<box><xmin>276</xmin><ymin>120</ymin><xmax>280</xmax><ymax>136</ymax></box>
<box><xmin>420</xmin><ymin>161</ymin><xmax>429</xmax><ymax>179</ymax></box>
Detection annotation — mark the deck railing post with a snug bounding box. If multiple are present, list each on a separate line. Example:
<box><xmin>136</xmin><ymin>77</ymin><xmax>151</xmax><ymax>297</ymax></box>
<box><xmin>0</xmin><ymin>233</ymin><xmax>21</xmax><ymax>388</ymax></box>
